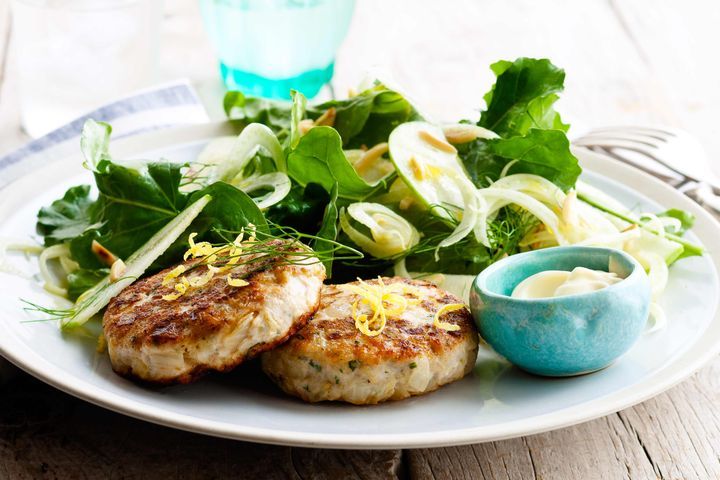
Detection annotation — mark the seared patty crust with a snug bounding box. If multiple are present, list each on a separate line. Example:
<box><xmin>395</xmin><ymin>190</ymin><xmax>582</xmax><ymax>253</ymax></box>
<box><xmin>262</xmin><ymin>277</ymin><xmax>479</xmax><ymax>404</ymax></box>
<box><xmin>103</xmin><ymin>240</ymin><xmax>325</xmax><ymax>384</ymax></box>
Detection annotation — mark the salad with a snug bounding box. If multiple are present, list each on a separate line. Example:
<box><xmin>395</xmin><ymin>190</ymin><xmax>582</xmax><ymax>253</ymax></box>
<box><xmin>25</xmin><ymin>57</ymin><xmax>701</xmax><ymax>330</ymax></box>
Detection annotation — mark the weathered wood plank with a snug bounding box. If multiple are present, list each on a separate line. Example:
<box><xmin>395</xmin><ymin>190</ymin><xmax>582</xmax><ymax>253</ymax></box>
<box><xmin>616</xmin><ymin>356</ymin><xmax>720</xmax><ymax>480</ymax></box>
<box><xmin>407</xmin><ymin>357</ymin><xmax>720</xmax><ymax>480</ymax></box>
<box><xmin>0</xmin><ymin>375</ymin><xmax>401</xmax><ymax>480</ymax></box>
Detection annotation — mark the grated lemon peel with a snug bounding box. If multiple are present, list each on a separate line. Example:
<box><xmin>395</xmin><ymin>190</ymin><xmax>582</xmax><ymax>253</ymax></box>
<box><xmin>344</xmin><ymin>278</ymin><xmax>457</xmax><ymax>336</ymax></box>
<box><xmin>433</xmin><ymin>303</ymin><xmax>465</xmax><ymax>332</ymax></box>
<box><xmin>163</xmin><ymin>227</ymin><xmax>256</xmax><ymax>301</ymax></box>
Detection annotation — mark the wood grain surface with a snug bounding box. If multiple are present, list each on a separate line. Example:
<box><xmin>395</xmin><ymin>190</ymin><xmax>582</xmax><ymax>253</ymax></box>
<box><xmin>1</xmin><ymin>1</ymin><xmax>719</xmax><ymax>479</ymax></box>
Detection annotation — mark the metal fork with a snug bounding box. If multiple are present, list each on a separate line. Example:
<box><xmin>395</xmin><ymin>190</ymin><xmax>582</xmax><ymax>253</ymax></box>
<box><xmin>573</xmin><ymin>126</ymin><xmax>720</xmax><ymax>215</ymax></box>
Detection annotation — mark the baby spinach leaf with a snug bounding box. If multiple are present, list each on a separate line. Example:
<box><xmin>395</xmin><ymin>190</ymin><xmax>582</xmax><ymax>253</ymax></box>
<box><xmin>287</xmin><ymin>126</ymin><xmax>380</xmax><ymax>200</ymax></box>
<box><xmin>479</xmin><ymin>58</ymin><xmax>568</xmax><ymax>138</ymax></box>
<box><xmin>311</xmin><ymin>85</ymin><xmax>421</xmax><ymax>148</ymax></box>
<box><xmin>459</xmin><ymin>129</ymin><xmax>580</xmax><ymax>191</ymax></box>
<box><xmin>406</xmin><ymin>235</ymin><xmax>492</xmax><ymax>276</ymax></box>
<box><xmin>70</xmin><ymin>161</ymin><xmax>188</xmax><ymax>269</ymax></box>
<box><xmin>313</xmin><ymin>183</ymin><xmax>340</xmax><ymax>277</ymax></box>
<box><xmin>36</xmin><ymin>185</ymin><xmax>100</xmax><ymax>246</ymax></box>
<box><xmin>152</xmin><ymin>182</ymin><xmax>269</xmax><ymax>268</ymax></box>
<box><xmin>80</xmin><ymin>120</ymin><xmax>112</xmax><ymax>171</ymax></box>
<box><xmin>266</xmin><ymin>183</ymin><xmax>330</xmax><ymax>234</ymax></box>
<box><xmin>67</xmin><ymin>267</ymin><xmax>109</xmax><ymax>301</ymax></box>
<box><xmin>224</xmin><ymin>83</ymin><xmax>420</xmax><ymax>150</ymax></box>
<box><xmin>224</xmin><ymin>91</ymin><xmax>293</xmax><ymax>138</ymax></box>
<box><xmin>190</xmin><ymin>181</ymin><xmax>269</xmax><ymax>237</ymax></box>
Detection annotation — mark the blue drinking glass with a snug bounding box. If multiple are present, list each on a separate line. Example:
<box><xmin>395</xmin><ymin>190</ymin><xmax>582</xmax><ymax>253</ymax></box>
<box><xmin>200</xmin><ymin>0</ymin><xmax>356</xmax><ymax>99</ymax></box>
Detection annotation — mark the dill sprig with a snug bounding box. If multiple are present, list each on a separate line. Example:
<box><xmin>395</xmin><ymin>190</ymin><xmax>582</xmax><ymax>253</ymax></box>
<box><xmin>22</xmin><ymin>225</ymin><xmax>362</xmax><ymax>324</ymax></box>
<box><xmin>486</xmin><ymin>206</ymin><xmax>538</xmax><ymax>262</ymax></box>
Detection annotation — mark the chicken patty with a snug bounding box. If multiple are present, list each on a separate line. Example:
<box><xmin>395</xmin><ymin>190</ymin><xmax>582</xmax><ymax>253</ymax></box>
<box><xmin>261</xmin><ymin>277</ymin><xmax>479</xmax><ymax>404</ymax></box>
<box><xmin>103</xmin><ymin>240</ymin><xmax>325</xmax><ymax>384</ymax></box>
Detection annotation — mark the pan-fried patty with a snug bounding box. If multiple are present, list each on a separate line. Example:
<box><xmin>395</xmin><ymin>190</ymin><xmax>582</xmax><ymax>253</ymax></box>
<box><xmin>103</xmin><ymin>240</ymin><xmax>325</xmax><ymax>384</ymax></box>
<box><xmin>262</xmin><ymin>277</ymin><xmax>479</xmax><ymax>404</ymax></box>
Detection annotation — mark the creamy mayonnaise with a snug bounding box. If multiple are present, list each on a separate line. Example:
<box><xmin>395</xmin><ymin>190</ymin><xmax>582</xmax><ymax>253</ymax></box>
<box><xmin>511</xmin><ymin>267</ymin><xmax>623</xmax><ymax>299</ymax></box>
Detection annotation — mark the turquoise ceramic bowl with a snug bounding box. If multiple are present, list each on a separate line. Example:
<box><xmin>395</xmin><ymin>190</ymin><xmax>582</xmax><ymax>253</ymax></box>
<box><xmin>470</xmin><ymin>246</ymin><xmax>651</xmax><ymax>377</ymax></box>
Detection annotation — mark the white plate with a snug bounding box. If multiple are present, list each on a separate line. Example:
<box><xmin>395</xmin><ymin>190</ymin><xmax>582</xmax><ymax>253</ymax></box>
<box><xmin>0</xmin><ymin>123</ymin><xmax>718</xmax><ymax>449</ymax></box>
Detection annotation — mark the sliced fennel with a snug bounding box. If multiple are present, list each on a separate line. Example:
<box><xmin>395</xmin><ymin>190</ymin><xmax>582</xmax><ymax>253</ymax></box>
<box><xmin>38</xmin><ymin>244</ymin><xmax>74</xmax><ymax>296</ymax></box>
<box><xmin>388</xmin><ymin>121</ymin><xmax>469</xmax><ymax>221</ymax></box>
<box><xmin>0</xmin><ymin>238</ymin><xmax>43</xmax><ymax>279</ymax></box>
<box><xmin>210</xmin><ymin>123</ymin><xmax>285</xmax><ymax>184</ymax></box>
<box><xmin>232</xmin><ymin>171</ymin><xmax>291</xmax><ymax>210</ymax></box>
<box><xmin>576</xmin><ymin>190</ymin><xmax>702</xmax><ymax>261</ymax></box>
<box><xmin>61</xmin><ymin>194</ymin><xmax>211</xmax><ymax>329</ymax></box>
<box><xmin>339</xmin><ymin>203</ymin><xmax>419</xmax><ymax>258</ymax></box>
<box><xmin>437</xmin><ymin>171</ymin><xmax>484</xmax><ymax>251</ymax></box>
<box><xmin>625</xmin><ymin>230</ymin><xmax>683</xmax><ymax>274</ymax></box>
<box><xmin>480</xmin><ymin>187</ymin><xmax>569</xmax><ymax>246</ymax></box>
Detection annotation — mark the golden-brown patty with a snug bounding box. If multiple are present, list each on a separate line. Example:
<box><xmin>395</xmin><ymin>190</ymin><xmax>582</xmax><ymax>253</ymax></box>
<box><xmin>262</xmin><ymin>277</ymin><xmax>479</xmax><ymax>404</ymax></box>
<box><xmin>103</xmin><ymin>240</ymin><xmax>325</xmax><ymax>384</ymax></box>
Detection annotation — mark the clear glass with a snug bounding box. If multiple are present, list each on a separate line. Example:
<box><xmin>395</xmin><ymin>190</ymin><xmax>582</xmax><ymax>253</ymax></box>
<box><xmin>11</xmin><ymin>0</ymin><xmax>163</xmax><ymax>137</ymax></box>
<box><xmin>200</xmin><ymin>0</ymin><xmax>355</xmax><ymax>100</ymax></box>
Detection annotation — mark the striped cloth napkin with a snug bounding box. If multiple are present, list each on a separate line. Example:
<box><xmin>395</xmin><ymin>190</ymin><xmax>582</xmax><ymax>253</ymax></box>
<box><xmin>0</xmin><ymin>80</ymin><xmax>211</xmax><ymax>384</ymax></box>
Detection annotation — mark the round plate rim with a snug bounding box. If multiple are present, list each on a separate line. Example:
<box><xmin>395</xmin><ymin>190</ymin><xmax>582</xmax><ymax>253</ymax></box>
<box><xmin>1</xmin><ymin>122</ymin><xmax>719</xmax><ymax>449</ymax></box>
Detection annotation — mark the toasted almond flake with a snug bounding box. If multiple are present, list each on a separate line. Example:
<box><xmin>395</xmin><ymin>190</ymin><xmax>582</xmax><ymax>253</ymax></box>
<box><xmin>442</xmin><ymin>124</ymin><xmax>498</xmax><ymax>144</ymax></box>
<box><xmin>109</xmin><ymin>259</ymin><xmax>127</xmax><ymax>283</ymax></box>
<box><xmin>408</xmin><ymin>156</ymin><xmax>425</xmax><ymax>180</ymax></box>
<box><xmin>398</xmin><ymin>196</ymin><xmax>414</xmax><ymax>210</ymax></box>
<box><xmin>298</xmin><ymin>119</ymin><xmax>314</xmax><ymax>135</ymax></box>
<box><xmin>418</xmin><ymin>130</ymin><xmax>457</xmax><ymax>154</ymax></box>
<box><xmin>314</xmin><ymin>107</ymin><xmax>336</xmax><ymax>127</ymax></box>
<box><xmin>354</xmin><ymin>142</ymin><xmax>389</xmax><ymax>174</ymax></box>
<box><xmin>91</xmin><ymin>240</ymin><xmax>118</xmax><ymax>267</ymax></box>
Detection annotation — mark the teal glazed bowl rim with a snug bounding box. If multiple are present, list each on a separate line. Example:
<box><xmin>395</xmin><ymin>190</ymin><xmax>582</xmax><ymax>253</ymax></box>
<box><xmin>470</xmin><ymin>246</ymin><xmax>652</xmax><ymax>377</ymax></box>
<box><xmin>474</xmin><ymin>246</ymin><xmax>646</xmax><ymax>303</ymax></box>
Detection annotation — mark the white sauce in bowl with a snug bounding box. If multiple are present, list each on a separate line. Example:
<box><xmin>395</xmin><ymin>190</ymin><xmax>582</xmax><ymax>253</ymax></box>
<box><xmin>511</xmin><ymin>267</ymin><xmax>623</xmax><ymax>299</ymax></box>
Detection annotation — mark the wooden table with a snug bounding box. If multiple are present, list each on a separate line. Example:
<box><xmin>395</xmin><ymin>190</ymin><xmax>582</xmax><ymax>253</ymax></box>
<box><xmin>1</xmin><ymin>1</ymin><xmax>719</xmax><ymax>478</ymax></box>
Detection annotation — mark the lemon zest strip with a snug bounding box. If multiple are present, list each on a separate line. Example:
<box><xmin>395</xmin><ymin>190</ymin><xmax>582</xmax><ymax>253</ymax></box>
<box><xmin>433</xmin><ymin>303</ymin><xmax>465</xmax><ymax>331</ymax></box>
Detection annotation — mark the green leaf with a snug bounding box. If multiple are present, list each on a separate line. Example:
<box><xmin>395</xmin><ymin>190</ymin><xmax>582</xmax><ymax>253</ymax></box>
<box><xmin>152</xmin><ymin>182</ymin><xmax>270</xmax><ymax>267</ymax></box>
<box><xmin>266</xmin><ymin>183</ymin><xmax>330</xmax><ymax>234</ymax></box>
<box><xmin>66</xmin><ymin>267</ymin><xmax>109</xmax><ymax>301</ymax></box>
<box><xmin>287</xmin><ymin>126</ymin><xmax>380</xmax><ymax>200</ymax></box>
<box><xmin>190</xmin><ymin>182</ymin><xmax>269</xmax><ymax>238</ymax></box>
<box><xmin>313</xmin><ymin>183</ymin><xmax>340</xmax><ymax>277</ymax></box>
<box><xmin>36</xmin><ymin>185</ymin><xmax>100</xmax><ymax>246</ymax></box>
<box><xmin>311</xmin><ymin>85</ymin><xmax>421</xmax><ymax>148</ymax></box>
<box><xmin>80</xmin><ymin>120</ymin><xmax>112</xmax><ymax>171</ymax></box>
<box><xmin>224</xmin><ymin>84</ymin><xmax>420</xmax><ymax>150</ymax></box>
<box><xmin>459</xmin><ymin>129</ymin><xmax>581</xmax><ymax>191</ymax></box>
<box><xmin>406</xmin><ymin>235</ymin><xmax>492</xmax><ymax>276</ymax></box>
<box><xmin>657</xmin><ymin>208</ymin><xmax>695</xmax><ymax>236</ymax></box>
<box><xmin>479</xmin><ymin>58</ymin><xmax>568</xmax><ymax>137</ymax></box>
<box><xmin>69</xmin><ymin>161</ymin><xmax>189</xmax><ymax>269</ymax></box>
<box><xmin>223</xmin><ymin>91</ymin><xmax>293</xmax><ymax>140</ymax></box>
